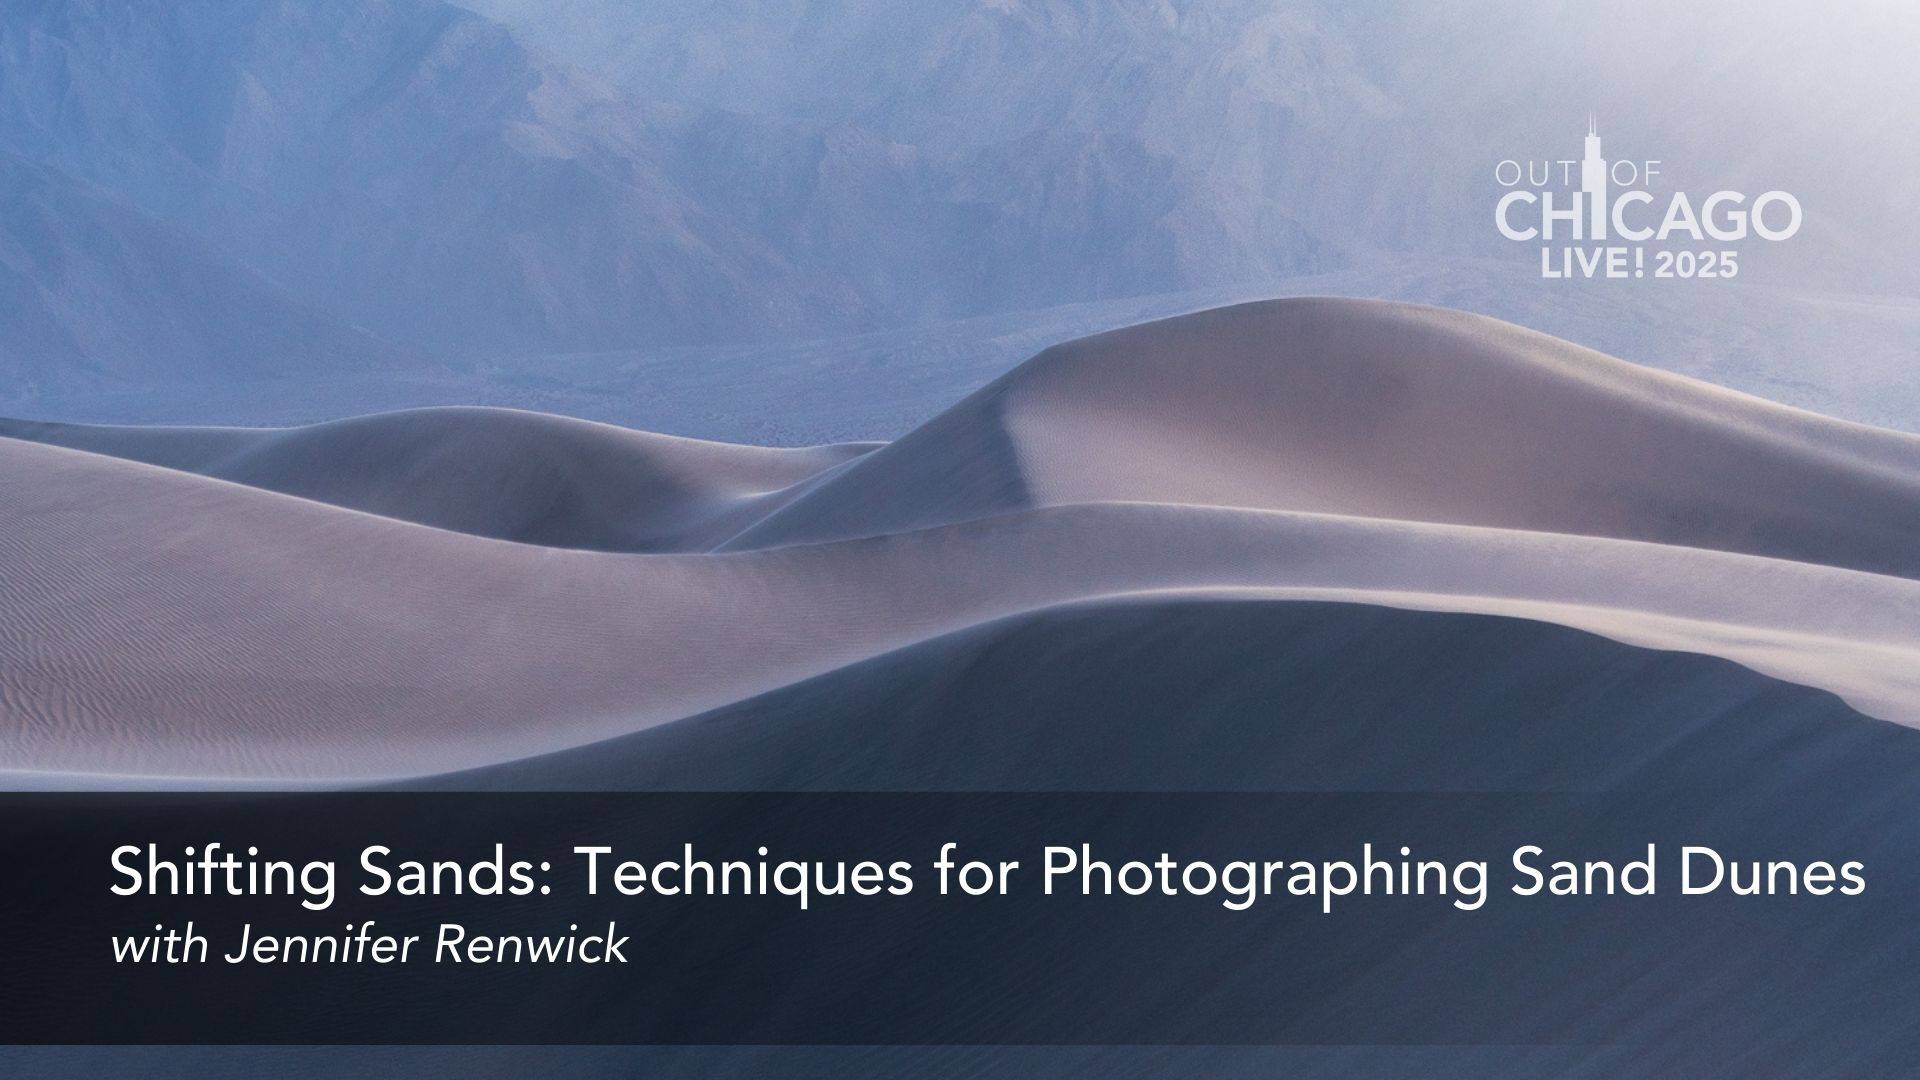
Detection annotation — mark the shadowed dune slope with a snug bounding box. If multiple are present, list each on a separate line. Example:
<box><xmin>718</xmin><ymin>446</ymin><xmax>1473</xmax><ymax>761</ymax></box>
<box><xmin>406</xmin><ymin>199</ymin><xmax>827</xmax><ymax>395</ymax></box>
<box><xmin>452</xmin><ymin>598</ymin><xmax>1907</xmax><ymax>792</ymax></box>
<box><xmin>438</xmin><ymin>611</ymin><xmax>1920</xmax><ymax>1080</ymax></box>
<box><xmin>3</xmin><ymin>298</ymin><xmax>1920</xmax><ymax>783</ymax></box>
<box><xmin>728</xmin><ymin>299</ymin><xmax>1920</xmax><ymax>578</ymax></box>
<box><xmin>0</xmin><ymin>408</ymin><xmax>876</xmax><ymax>552</ymax></box>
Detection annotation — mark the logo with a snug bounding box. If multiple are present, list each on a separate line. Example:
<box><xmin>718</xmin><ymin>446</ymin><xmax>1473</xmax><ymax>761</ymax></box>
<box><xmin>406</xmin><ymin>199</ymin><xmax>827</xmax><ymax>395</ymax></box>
<box><xmin>1493</xmin><ymin>117</ymin><xmax>1801</xmax><ymax>280</ymax></box>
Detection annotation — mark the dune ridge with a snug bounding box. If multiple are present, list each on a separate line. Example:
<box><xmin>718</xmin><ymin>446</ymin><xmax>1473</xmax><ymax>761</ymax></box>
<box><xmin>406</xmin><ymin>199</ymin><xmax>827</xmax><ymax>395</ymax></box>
<box><xmin>2</xmin><ymin>298</ymin><xmax>1918</xmax><ymax>784</ymax></box>
<box><xmin>727</xmin><ymin>300</ymin><xmax>1920</xmax><ymax>576</ymax></box>
<box><xmin>447</xmin><ymin>596</ymin><xmax>1903</xmax><ymax>792</ymax></box>
<box><xmin>0</xmin><ymin>408</ymin><xmax>876</xmax><ymax>553</ymax></box>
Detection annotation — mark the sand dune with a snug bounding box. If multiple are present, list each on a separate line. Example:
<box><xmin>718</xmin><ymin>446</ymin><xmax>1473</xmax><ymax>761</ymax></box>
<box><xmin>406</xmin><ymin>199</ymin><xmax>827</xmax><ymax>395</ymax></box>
<box><xmin>0</xmin><ymin>408</ymin><xmax>874</xmax><ymax>553</ymax></box>
<box><xmin>454</xmin><ymin>597</ymin><xmax>1903</xmax><ymax>791</ymax></box>
<box><xmin>729</xmin><ymin>299</ymin><xmax>1920</xmax><ymax>577</ymax></box>
<box><xmin>2</xmin><ymin>298</ymin><xmax>1918</xmax><ymax>783</ymax></box>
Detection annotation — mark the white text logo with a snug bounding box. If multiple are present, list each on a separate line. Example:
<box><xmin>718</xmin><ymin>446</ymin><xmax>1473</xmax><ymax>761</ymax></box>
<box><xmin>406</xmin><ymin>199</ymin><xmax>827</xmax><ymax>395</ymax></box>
<box><xmin>1493</xmin><ymin>117</ymin><xmax>1800</xmax><ymax>280</ymax></box>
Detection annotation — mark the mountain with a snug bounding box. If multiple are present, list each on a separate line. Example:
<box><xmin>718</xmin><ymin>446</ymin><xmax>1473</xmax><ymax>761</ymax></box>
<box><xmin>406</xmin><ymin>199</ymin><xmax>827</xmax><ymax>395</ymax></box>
<box><xmin>4</xmin><ymin>0</ymin><xmax>1915</xmax><ymax>427</ymax></box>
<box><xmin>0</xmin><ymin>0</ymin><xmax>864</xmax><ymax>360</ymax></box>
<box><xmin>465</xmin><ymin>0</ymin><xmax>1920</xmax><ymax>296</ymax></box>
<box><xmin>0</xmin><ymin>0</ymin><xmax>1361</xmax><ymax>379</ymax></box>
<box><xmin>0</xmin><ymin>0</ymin><xmax>1340</xmax><ymax>371</ymax></box>
<box><xmin>0</xmin><ymin>151</ymin><xmax>409</xmax><ymax>400</ymax></box>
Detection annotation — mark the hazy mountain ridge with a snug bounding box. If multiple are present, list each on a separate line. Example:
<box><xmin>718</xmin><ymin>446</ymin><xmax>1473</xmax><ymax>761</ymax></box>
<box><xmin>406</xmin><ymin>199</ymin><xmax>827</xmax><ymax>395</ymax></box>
<box><xmin>0</xmin><ymin>0</ymin><xmax>866</xmax><ymax>361</ymax></box>
<box><xmin>2</xmin><ymin>0</ymin><xmax>1916</xmax><ymax>436</ymax></box>
<box><xmin>465</xmin><ymin>0</ymin><xmax>1920</xmax><ymax>288</ymax></box>
<box><xmin>0</xmin><ymin>0</ymin><xmax>1359</xmax><ymax>382</ymax></box>
<box><xmin>0</xmin><ymin>150</ymin><xmax>410</xmax><ymax>400</ymax></box>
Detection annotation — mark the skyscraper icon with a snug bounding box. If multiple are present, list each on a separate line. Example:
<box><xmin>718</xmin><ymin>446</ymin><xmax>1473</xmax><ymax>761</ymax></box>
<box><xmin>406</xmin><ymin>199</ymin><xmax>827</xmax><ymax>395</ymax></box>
<box><xmin>1581</xmin><ymin>114</ymin><xmax>1607</xmax><ymax>240</ymax></box>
